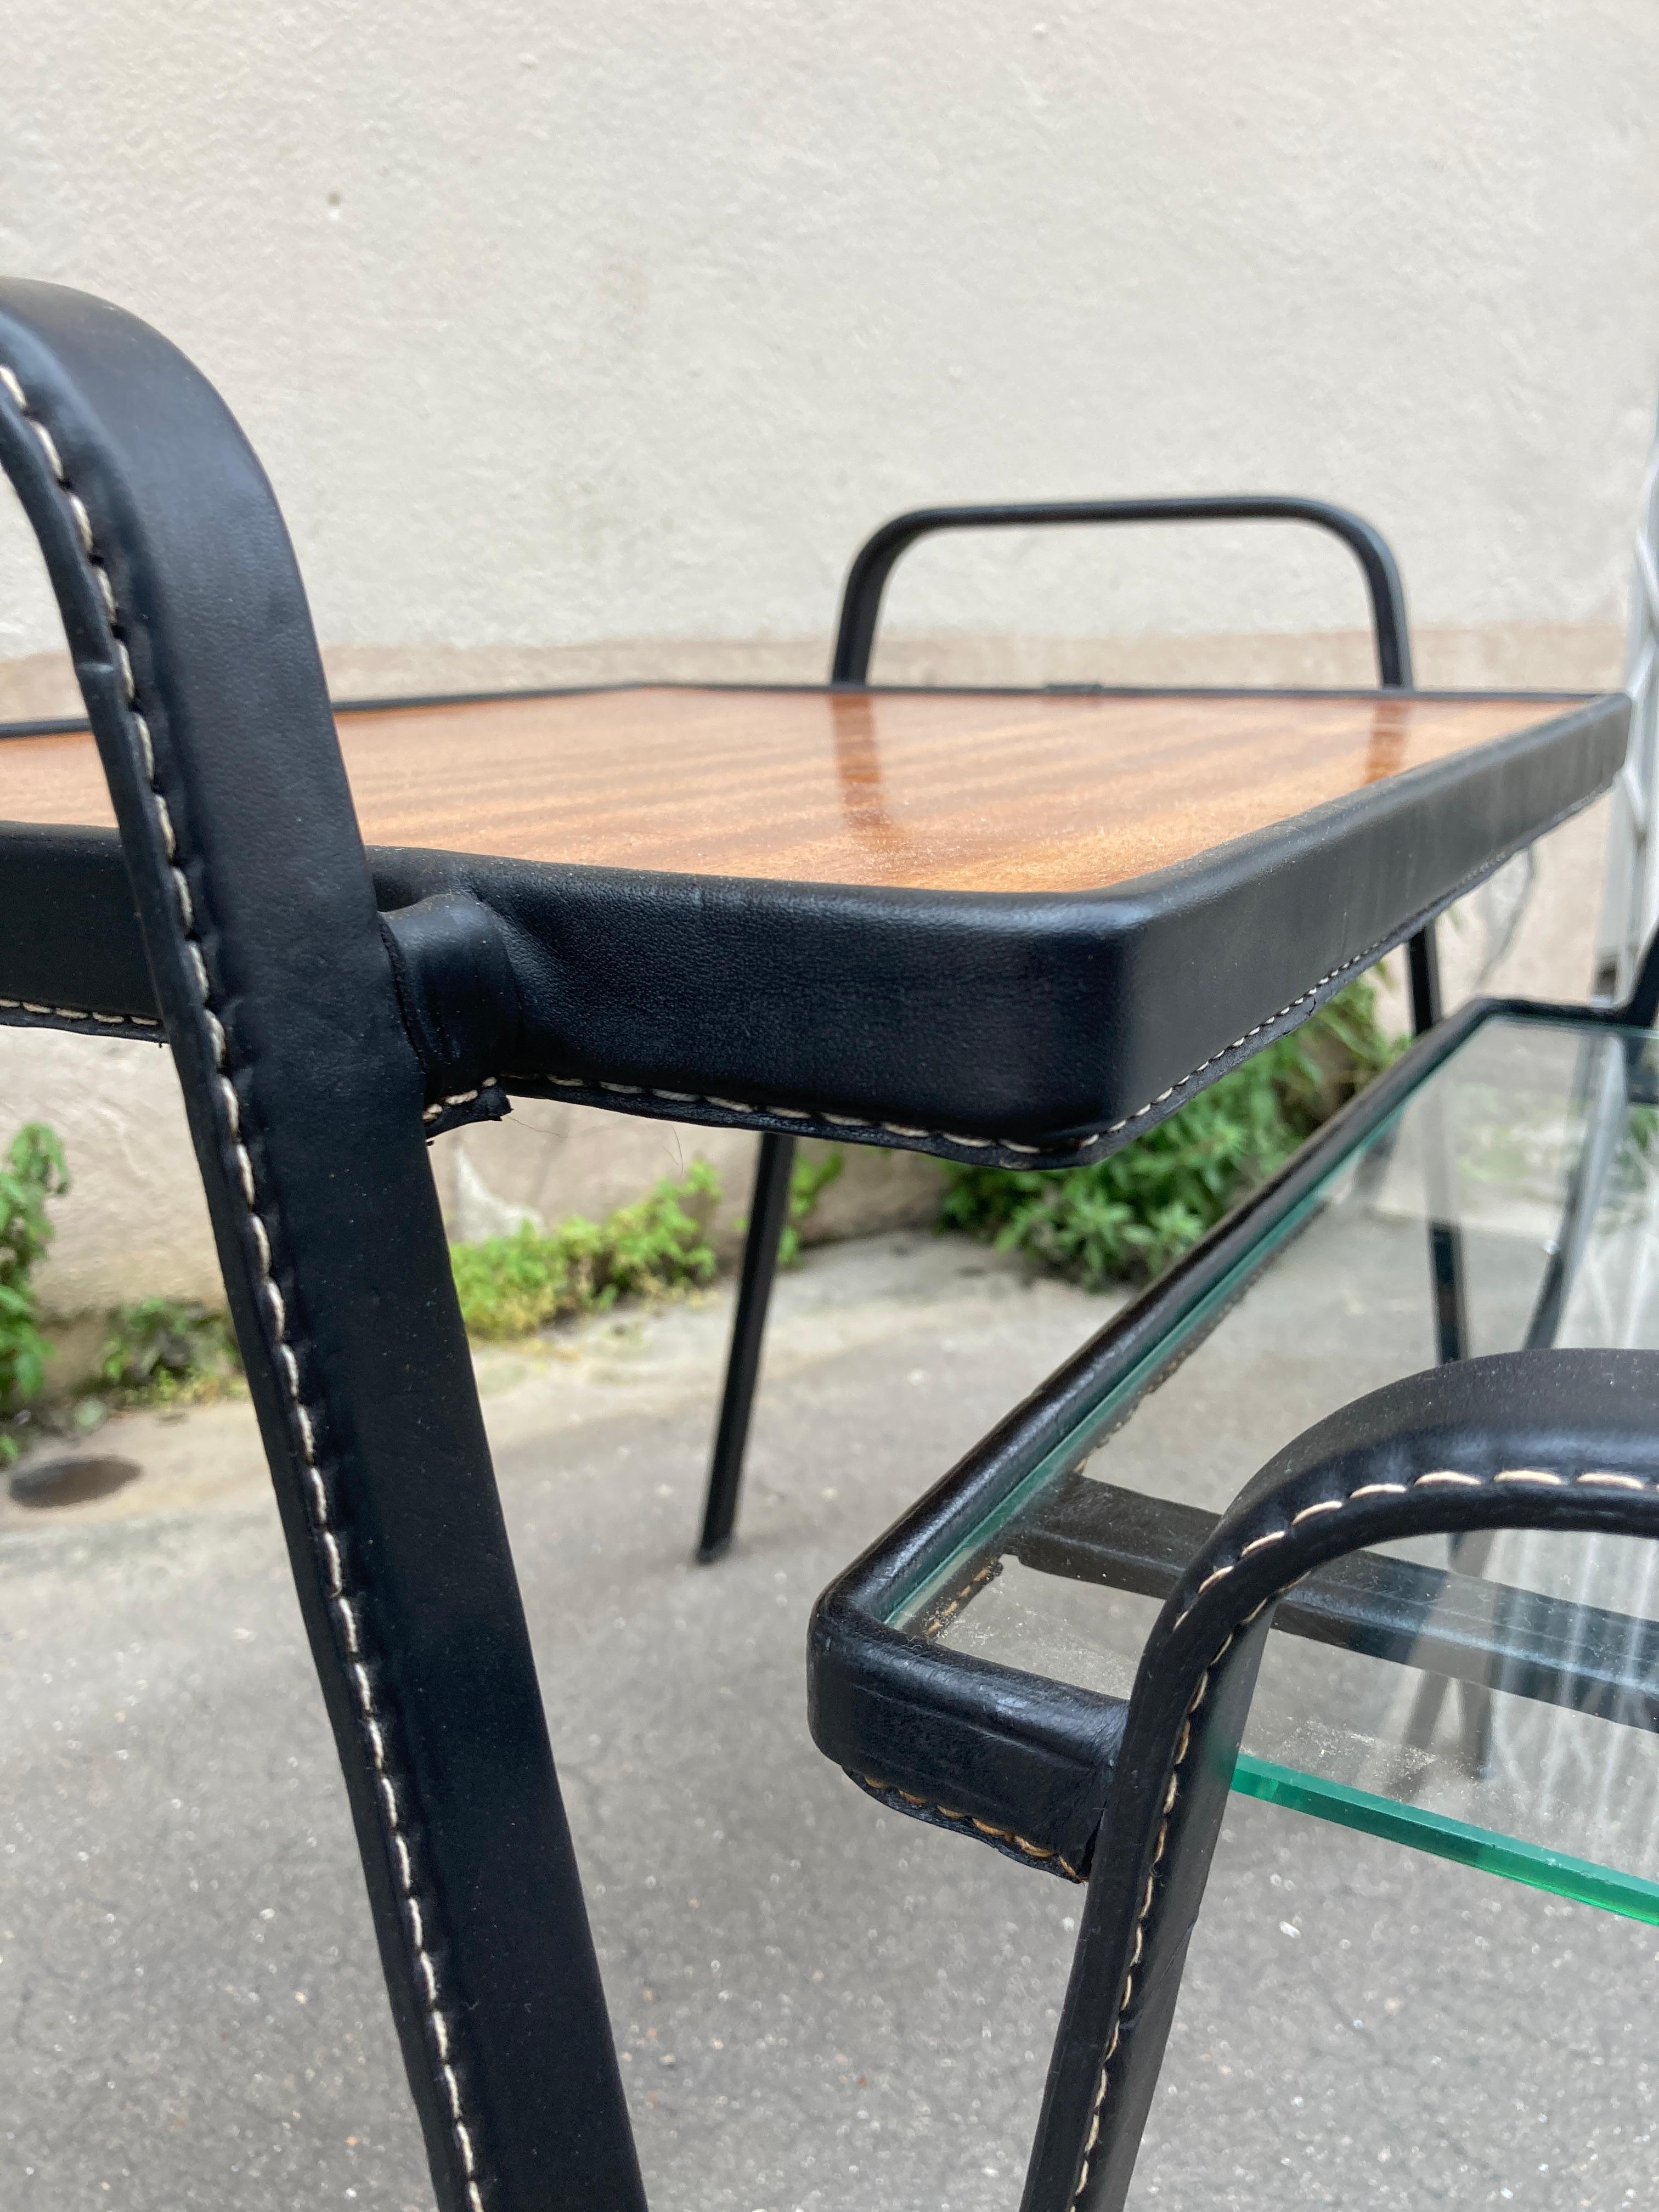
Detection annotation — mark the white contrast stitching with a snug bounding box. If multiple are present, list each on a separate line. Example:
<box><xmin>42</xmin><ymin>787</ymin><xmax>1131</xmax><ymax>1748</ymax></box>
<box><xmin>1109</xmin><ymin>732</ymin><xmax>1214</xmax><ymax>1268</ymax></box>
<box><xmin>0</xmin><ymin>994</ymin><xmax>159</xmax><ymax>1028</ymax></box>
<box><xmin>854</xmin><ymin>1773</ymin><xmax>1083</xmax><ymax>1882</ymax></box>
<box><xmin>861</xmin><ymin>1561</ymin><xmax>1091</xmax><ymax>1877</ymax></box>
<box><xmin>917</xmin><ymin>1555</ymin><xmax>1001</xmax><ymax>1638</ymax></box>
<box><xmin>524</xmin><ymin>923</ymin><xmax>1415</xmax><ymax>1160</ymax></box>
<box><xmin>1239</xmin><ymin>1529</ymin><xmax>1286</xmax><ymax>1556</ymax></box>
<box><xmin>0</xmin><ymin>359</ymin><xmax>488</xmax><ymax>2212</ymax></box>
<box><xmin>1290</xmin><ymin>1497</ymin><xmax>1344</xmax><ymax>1523</ymax></box>
<box><xmin>1166</xmin><ymin>1464</ymin><xmax>1648</xmax><ymax>1637</ymax></box>
<box><xmin>1063</xmin><ymin>1596</ymin><xmax>1264</xmax><ymax>2207</ymax></box>
<box><xmin>421</xmin><ymin>1079</ymin><xmax>503</xmax><ymax>1126</ymax></box>
<box><xmin>1066</xmin><ymin>1455</ymin><xmax>1654</xmax><ymax>2209</ymax></box>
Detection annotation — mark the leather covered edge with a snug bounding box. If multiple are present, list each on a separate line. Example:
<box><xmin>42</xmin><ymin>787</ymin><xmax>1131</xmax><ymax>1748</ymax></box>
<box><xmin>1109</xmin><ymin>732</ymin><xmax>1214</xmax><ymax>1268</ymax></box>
<box><xmin>798</xmin><ymin>1000</ymin><xmax>1505</xmax><ymax>1881</ymax></box>
<box><xmin>2</xmin><ymin>694</ymin><xmax>1627</xmax><ymax>1162</ymax></box>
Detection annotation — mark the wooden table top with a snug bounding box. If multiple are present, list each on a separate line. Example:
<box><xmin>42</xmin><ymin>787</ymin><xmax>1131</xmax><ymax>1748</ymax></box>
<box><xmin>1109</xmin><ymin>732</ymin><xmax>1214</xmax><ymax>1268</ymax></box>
<box><xmin>0</xmin><ymin>684</ymin><xmax>1596</xmax><ymax>895</ymax></box>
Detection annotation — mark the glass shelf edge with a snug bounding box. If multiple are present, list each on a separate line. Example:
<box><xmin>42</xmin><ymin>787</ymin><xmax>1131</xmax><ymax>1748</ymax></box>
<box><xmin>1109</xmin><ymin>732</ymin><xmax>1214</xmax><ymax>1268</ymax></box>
<box><xmin>1231</xmin><ymin>1753</ymin><xmax>1659</xmax><ymax>1926</ymax></box>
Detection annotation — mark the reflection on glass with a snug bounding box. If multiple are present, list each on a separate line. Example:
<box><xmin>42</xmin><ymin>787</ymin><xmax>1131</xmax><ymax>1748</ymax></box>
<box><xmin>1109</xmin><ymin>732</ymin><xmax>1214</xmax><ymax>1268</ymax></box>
<box><xmin>894</xmin><ymin>1015</ymin><xmax>1659</xmax><ymax>1915</ymax></box>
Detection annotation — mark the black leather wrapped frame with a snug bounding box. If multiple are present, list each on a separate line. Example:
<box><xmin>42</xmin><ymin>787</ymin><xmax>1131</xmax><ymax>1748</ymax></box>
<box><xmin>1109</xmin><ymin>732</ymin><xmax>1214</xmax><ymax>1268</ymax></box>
<box><xmin>800</xmin><ymin>985</ymin><xmax>1659</xmax><ymax>2205</ymax></box>
<box><xmin>808</xmin><ymin>994</ymin><xmax>1514</xmax><ymax>1875</ymax></box>
<box><xmin>0</xmin><ymin>281</ymin><xmax>643</xmax><ymax>2210</ymax></box>
<box><xmin>1025</xmin><ymin>1347</ymin><xmax>1659</xmax><ymax>2212</ymax></box>
<box><xmin>0</xmin><ymin>692</ymin><xmax>1629</xmax><ymax>1166</ymax></box>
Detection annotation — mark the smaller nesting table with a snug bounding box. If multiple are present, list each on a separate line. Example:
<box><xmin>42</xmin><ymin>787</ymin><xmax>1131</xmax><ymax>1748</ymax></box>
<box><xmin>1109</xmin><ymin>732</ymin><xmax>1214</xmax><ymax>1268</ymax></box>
<box><xmin>810</xmin><ymin>984</ymin><xmax>1659</xmax><ymax>2210</ymax></box>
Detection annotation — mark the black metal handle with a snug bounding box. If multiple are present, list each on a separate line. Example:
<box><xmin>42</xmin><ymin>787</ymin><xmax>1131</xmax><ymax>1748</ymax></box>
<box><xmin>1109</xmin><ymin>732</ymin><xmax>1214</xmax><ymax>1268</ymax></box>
<box><xmin>831</xmin><ymin>495</ymin><xmax>1414</xmax><ymax>690</ymax></box>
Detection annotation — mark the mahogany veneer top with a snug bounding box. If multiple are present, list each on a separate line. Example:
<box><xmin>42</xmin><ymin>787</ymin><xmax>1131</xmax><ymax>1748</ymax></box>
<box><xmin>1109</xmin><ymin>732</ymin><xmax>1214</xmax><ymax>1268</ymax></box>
<box><xmin>0</xmin><ymin>685</ymin><xmax>1591</xmax><ymax>895</ymax></box>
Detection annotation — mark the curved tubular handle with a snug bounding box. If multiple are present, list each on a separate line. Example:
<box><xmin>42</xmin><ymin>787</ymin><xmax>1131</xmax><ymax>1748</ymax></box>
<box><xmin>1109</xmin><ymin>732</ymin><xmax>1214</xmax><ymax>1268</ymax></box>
<box><xmin>830</xmin><ymin>494</ymin><xmax>1414</xmax><ymax>689</ymax></box>
<box><xmin>0</xmin><ymin>282</ymin><xmax>642</xmax><ymax>2212</ymax></box>
<box><xmin>1024</xmin><ymin>1347</ymin><xmax>1659</xmax><ymax>2212</ymax></box>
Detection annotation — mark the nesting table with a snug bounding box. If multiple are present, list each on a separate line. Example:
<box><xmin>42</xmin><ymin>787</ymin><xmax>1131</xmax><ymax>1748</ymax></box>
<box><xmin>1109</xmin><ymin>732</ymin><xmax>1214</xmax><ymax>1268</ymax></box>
<box><xmin>0</xmin><ymin>276</ymin><xmax>1644</xmax><ymax>2212</ymax></box>
<box><xmin>2</xmin><ymin>680</ymin><xmax>1625</xmax><ymax>1160</ymax></box>
<box><xmin>803</xmin><ymin>980</ymin><xmax>1659</xmax><ymax>2211</ymax></box>
<box><xmin>811</xmin><ymin>996</ymin><xmax>1659</xmax><ymax>1908</ymax></box>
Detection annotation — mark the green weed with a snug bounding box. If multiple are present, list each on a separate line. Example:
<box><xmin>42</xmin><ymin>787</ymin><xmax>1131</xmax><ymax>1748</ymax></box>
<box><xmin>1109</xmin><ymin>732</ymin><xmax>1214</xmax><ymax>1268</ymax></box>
<box><xmin>452</xmin><ymin>1160</ymin><xmax>721</xmax><ymax>1340</ymax></box>
<box><xmin>777</xmin><ymin>1147</ymin><xmax>845</xmax><ymax>1267</ymax></box>
<box><xmin>99</xmin><ymin>1296</ymin><xmax>244</xmax><ymax>1407</ymax></box>
<box><xmin>938</xmin><ymin>977</ymin><xmax>1402</xmax><ymax>1289</ymax></box>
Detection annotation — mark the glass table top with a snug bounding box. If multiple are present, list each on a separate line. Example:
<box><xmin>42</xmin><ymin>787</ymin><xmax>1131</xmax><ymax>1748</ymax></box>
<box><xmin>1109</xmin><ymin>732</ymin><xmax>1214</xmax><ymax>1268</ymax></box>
<box><xmin>893</xmin><ymin>1012</ymin><xmax>1659</xmax><ymax>1918</ymax></box>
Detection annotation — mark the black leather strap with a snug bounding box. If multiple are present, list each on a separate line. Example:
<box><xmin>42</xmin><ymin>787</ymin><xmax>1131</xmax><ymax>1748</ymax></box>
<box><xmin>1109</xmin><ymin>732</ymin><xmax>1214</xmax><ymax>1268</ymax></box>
<box><xmin>0</xmin><ymin>280</ymin><xmax>642</xmax><ymax>2211</ymax></box>
<box><xmin>1023</xmin><ymin>1347</ymin><xmax>1659</xmax><ymax>2212</ymax></box>
<box><xmin>380</xmin><ymin>889</ymin><xmax>523</xmax><ymax>1107</ymax></box>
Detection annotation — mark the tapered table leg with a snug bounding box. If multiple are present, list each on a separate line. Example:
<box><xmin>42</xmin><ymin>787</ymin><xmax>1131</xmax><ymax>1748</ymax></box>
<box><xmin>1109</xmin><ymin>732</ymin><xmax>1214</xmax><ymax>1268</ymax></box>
<box><xmin>698</xmin><ymin>1132</ymin><xmax>796</xmax><ymax>1561</ymax></box>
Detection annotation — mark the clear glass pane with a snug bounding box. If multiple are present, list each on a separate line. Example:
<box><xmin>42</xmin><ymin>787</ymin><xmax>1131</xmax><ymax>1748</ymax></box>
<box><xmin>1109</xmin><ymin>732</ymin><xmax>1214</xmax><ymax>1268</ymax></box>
<box><xmin>895</xmin><ymin>1013</ymin><xmax>1659</xmax><ymax>1916</ymax></box>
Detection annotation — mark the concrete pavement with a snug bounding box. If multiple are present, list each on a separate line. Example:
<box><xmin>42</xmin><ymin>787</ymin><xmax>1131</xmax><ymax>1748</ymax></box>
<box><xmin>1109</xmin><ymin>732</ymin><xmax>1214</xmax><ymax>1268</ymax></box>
<box><xmin>1</xmin><ymin>1233</ymin><xmax>1653</xmax><ymax>2209</ymax></box>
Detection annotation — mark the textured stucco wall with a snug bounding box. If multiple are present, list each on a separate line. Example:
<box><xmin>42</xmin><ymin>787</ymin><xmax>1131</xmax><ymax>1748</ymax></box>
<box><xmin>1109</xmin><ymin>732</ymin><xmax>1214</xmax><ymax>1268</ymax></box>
<box><xmin>2</xmin><ymin>0</ymin><xmax>1657</xmax><ymax>668</ymax></box>
<box><xmin>2</xmin><ymin>0</ymin><xmax>1657</xmax><ymax>1314</ymax></box>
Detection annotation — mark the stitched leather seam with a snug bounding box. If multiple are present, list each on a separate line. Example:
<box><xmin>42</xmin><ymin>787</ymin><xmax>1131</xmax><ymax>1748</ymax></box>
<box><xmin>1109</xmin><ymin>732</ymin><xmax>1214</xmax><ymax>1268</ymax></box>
<box><xmin>3</xmin><ymin>990</ymin><xmax>489</xmax><ymax>1110</ymax></box>
<box><xmin>1065</xmin><ymin>1458</ymin><xmax>1650</xmax><ymax>2208</ymax></box>
<box><xmin>915</xmin><ymin>1556</ymin><xmax>1000</xmax><ymax>1638</ymax></box>
<box><xmin>0</xmin><ymin>362</ymin><xmax>490</xmax><ymax>2212</ymax></box>
<box><xmin>4</xmin><ymin>994</ymin><xmax>481</xmax><ymax>1104</ymax></box>
<box><xmin>527</xmin><ymin>915</ymin><xmax>1432</xmax><ymax>1156</ymax></box>
<box><xmin>853</xmin><ymin>1771</ymin><xmax>1084</xmax><ymax>1881</ymax></box>
<box><xmin>0</xmin><ymin>993</ymin><xmax>160</xmax><ymax>1027</ymax></box>
<box><xmin>10</xmin><ymin>768</ymin><xmax>1555</xmax><ymax>1141</ymax></box>
<box><xmin>21</xmin><ymin>868</ymin><xmax>1491</xmax><ymax>1148</ymax></box>
<box><xmin>421</xmin><ymin>1078</ymin><xmax>502</xmax><ymax>1125</ymax></box>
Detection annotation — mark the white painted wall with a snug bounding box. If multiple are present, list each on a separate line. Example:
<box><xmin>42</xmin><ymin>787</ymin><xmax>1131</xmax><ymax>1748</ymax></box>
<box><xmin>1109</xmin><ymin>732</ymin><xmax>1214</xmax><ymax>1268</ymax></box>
<box><xmin>2</xmin><ymin>1</ymin><xmax>1657</xmax><ymax>1315</ymax></box>
<box><xmin>3</xmin><ymin>0</ymin><xmax>1657</xmax><ymax>675</ymax></box>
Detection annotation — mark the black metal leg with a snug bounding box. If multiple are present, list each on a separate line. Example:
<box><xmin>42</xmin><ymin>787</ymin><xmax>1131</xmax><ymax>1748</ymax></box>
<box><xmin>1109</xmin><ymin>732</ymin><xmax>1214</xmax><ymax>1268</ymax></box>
<box><xmin>1402</xmin><ymin>921</ymin><xmax>1477</xmax><ymax>1758</ymax></box>
<box><xmin>698</xmin><ymin>1132</ymin><xmax>795</xmax><ymax>1561</ymax></box>
<box><xmin>1407</xmin><ymin>920</ymin><xmax>1441</xmax><ymax>1034</ymax></box>
<box><xmin>1410</xmin><ymin>922</ymin><xmax>1470</xmax><ymax>1365</ymax></box>
<box><xmin>1407</xmin><ymin>923</ymin><xmax>1470</xmax><ymax>1357</ymax></box>
<box><xmin>1463</xmin><ymin>1035</ymin><xmax>1635</xmax><ymax>1771</ymax></box>
<box><xmin>1452</xmin><ymin>1531</ymin><xmax>1498</xmax><ymax>1776</ymax></box>
<box><xmin>1428</xmin><ymin>1217</ymin><xmax>1469</xmax><ymax>1367</ymax></box>
<box><xmin>1396</xmin><ymin>1522</ymin><xmax>1499</xmax><ymax>1777</ymax></box>
<box><xmin>1408</xmin><ymin>1023</ymin><xmax>1629</xmax><ymax>1771</ymax></box>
